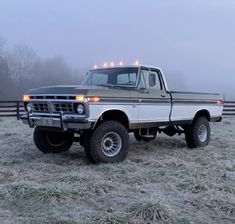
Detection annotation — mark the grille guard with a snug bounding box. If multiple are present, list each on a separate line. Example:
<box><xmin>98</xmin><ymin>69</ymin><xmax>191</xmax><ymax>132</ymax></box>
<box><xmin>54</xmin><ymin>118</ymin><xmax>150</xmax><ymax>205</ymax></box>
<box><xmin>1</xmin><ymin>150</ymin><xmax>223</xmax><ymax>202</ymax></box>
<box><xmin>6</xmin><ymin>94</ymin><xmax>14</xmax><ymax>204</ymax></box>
<box><xmin>21</xmin><ymin>111</ymin><xmax>91</xmax><ymax>131</ymax></box>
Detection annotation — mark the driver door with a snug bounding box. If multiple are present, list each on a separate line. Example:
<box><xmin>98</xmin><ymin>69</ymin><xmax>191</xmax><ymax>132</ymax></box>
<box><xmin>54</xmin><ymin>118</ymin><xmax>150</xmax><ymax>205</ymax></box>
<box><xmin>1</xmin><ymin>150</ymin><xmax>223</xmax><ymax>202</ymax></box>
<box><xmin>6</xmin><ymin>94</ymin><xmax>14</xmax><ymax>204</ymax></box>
<box><xmin>138</xmin><ymin>67</ymin><xmax>171</xmax><ymax>125</ymax></box>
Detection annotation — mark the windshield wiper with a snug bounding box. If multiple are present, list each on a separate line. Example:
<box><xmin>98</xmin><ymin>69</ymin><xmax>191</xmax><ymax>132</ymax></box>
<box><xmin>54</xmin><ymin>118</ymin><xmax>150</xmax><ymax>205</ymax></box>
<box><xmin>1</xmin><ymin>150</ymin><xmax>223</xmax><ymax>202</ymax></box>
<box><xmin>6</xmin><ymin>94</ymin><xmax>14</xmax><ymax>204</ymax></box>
<box><xmin>98</xmin><ymin>84</ymin><xmax>114</xmax><ymax>88</ymax></box>
<box><xmin>97</xmin><ymin>84</ymin><xmax>135</xmax><ymax>89</ymax></box>
<box><xmin>97</xmin><ymin>84</ymin><xmax>124</xmax><ymax>89</ymax></box>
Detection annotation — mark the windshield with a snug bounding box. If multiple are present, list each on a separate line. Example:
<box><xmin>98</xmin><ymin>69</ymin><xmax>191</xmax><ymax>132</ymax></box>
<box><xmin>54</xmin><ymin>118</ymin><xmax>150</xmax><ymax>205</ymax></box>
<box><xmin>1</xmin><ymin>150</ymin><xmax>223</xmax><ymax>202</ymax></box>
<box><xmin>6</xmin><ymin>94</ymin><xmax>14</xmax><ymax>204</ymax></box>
<box><xmin>82</xmin><ymin>67</ymin><xmax>139</xmax><ymax>87</ymax></box>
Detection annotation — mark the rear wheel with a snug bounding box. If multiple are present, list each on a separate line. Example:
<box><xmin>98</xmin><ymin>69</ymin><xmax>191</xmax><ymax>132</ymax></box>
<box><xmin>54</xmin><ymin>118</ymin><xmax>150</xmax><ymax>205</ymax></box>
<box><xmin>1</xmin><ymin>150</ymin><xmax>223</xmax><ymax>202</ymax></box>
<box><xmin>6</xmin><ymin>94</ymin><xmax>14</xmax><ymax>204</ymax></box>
<box><xmin>85</xmin><ymin>121</ymin><xmax>130</xmax><ymax>163</ymax></box>
<box><xmin>33</xmin><ymin>127</ymin><xmax>74</xmax><ymax>154</ymax></box>
<box><xmin>184</xmin><ymin>117</ymin><xmax>210</xmax><ymax>148</ymax></box>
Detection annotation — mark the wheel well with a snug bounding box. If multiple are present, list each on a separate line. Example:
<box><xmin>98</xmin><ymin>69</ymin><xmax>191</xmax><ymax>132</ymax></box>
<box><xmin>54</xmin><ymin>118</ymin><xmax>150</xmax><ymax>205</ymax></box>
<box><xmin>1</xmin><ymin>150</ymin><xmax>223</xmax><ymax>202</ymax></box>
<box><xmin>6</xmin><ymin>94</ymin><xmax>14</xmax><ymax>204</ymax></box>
<box><xmin>193</xmin><ymin>110</ymin><xmax>211</xmax><ymax>122</ymax></box>
<box><xmin>94</xmin><ymin>110</ymin><xmax>129</xmax><ymax>129</ymax></box>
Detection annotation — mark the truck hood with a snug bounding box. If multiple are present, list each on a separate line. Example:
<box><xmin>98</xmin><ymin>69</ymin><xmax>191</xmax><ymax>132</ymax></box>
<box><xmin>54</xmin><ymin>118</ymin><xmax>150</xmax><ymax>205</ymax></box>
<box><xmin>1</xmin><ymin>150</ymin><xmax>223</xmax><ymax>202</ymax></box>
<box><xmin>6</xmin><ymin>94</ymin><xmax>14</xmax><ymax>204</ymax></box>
<box><xmin>27</xmin><ymin>85</ymin><xmax>92</xmax><ymax>95</ymax></box>
<box><xmin>26</xmin><ymin>85</ymin><xmax>131</xmax><ymax>98</ymax></box>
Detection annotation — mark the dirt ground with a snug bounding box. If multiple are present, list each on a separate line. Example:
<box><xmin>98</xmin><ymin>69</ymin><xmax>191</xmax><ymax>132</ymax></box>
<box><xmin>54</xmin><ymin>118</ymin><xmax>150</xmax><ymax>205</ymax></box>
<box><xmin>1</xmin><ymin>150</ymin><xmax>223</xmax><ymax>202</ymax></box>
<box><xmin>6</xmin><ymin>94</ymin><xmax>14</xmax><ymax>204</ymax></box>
<box><xmin>0</xmin><ymin>117</ymin><xmax>234</xmax><ymax>224</ymax></box>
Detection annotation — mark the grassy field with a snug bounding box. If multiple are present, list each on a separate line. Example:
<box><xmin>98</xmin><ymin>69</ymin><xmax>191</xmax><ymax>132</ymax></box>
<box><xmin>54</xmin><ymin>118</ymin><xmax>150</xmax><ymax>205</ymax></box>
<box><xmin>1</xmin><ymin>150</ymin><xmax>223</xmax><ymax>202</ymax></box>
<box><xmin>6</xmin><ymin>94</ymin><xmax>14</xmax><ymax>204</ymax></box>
<box><xmin>0</xmin><ymin>117</ymin><xmax>234</xmax><ymax>224</ymax></box>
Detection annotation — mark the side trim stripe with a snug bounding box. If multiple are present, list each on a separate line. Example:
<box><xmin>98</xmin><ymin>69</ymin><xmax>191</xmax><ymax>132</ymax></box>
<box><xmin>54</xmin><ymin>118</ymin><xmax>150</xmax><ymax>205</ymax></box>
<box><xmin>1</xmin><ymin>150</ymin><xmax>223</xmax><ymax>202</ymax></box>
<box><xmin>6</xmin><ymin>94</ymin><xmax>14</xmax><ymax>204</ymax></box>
<box><xmin>88</xmin><ymin>97</ymin><xmax>219</xmax><ymax>105</ymax></box>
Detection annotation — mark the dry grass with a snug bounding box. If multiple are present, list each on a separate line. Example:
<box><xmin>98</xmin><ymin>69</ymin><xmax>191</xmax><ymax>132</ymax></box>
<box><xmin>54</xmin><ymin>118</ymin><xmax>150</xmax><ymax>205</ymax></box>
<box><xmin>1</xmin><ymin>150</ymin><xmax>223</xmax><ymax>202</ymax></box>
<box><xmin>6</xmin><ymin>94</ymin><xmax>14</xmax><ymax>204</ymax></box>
<box><xmin>129</xmin><ymin>200</ymin><xmax>170</xmax><ymax>222</ymax></box>
<box><xmin>0</xmin><ymin>117</ymin><xmax>235</xmax><ymax>224</ymax></box>
<box><xmin>97</xmin><ymin>211</ymin><xmax>131</xmax><ymax>224</ymax></box>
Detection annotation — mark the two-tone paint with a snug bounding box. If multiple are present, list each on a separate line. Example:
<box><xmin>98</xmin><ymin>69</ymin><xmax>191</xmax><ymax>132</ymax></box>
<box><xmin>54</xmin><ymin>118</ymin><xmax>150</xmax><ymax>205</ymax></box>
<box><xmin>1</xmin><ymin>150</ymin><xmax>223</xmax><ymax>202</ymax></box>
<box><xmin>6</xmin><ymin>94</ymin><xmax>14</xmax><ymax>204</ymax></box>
<box><xmin>21</xmin><ymin>65</ymin><xmax>223</xmax><ymax>131</ymax></box>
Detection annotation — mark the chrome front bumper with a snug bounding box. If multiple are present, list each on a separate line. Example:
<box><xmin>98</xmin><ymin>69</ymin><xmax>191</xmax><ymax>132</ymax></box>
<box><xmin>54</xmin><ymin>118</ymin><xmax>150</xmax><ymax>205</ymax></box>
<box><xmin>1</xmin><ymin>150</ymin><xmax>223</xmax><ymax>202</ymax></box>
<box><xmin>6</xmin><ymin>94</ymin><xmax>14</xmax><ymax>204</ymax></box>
<box><xmin>20</xmin><ymin>112</ymin><xmax>91</xmax><ymax>130</ymax></box>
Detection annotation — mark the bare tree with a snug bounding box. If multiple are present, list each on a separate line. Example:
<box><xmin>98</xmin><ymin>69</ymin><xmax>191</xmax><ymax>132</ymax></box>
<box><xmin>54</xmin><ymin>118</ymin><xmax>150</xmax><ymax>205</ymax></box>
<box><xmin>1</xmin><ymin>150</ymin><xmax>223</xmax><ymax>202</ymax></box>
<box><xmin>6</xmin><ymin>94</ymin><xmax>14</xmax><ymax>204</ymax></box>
<box><xmin>0</xmin><ymin>36</ymin><xmax>6</xmax><ymax>56</ymax></box>
<box><xmin>0</xmin><ymin>56</ymin><xmax>14</xmax><ymax>100</ymax></box>
<box><xmin>0</xmin><ymin>36</ymin><xmax>14</xmax><ymax>100</ymax></box>
<box><xmin>7</xmin><ymin>44</ymin><xmax>40</xmax><ymax>81</ymax></box>
<box><xmin>0</xmin><ymin>37</ymin><xmax>82</xmax><ymax>99</ymax></box>
<box><xmin>36</xmin><ymin>56</ymin><xmax>72</xmax><ymax>86</ymax></box>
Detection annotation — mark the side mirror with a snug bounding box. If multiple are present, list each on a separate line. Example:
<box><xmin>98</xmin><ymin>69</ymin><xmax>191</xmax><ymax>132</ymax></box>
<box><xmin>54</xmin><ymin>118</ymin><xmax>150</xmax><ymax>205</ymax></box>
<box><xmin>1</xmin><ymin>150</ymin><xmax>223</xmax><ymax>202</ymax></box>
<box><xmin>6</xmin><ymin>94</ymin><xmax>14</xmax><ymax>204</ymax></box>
<box><xmin>149</xmin><ymin>73</ymin><xmax>156</xmax><ymax>87</ymax></box>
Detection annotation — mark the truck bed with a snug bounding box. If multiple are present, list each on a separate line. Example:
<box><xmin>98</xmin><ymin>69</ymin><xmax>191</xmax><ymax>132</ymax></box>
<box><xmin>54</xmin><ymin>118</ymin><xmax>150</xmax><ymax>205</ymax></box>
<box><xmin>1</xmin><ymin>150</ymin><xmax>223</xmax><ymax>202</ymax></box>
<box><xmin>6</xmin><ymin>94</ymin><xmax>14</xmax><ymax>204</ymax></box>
<box><xmin>169</xmin><ymin>91</ymin><xmax>223</xmax><ymax>122</ymax></box>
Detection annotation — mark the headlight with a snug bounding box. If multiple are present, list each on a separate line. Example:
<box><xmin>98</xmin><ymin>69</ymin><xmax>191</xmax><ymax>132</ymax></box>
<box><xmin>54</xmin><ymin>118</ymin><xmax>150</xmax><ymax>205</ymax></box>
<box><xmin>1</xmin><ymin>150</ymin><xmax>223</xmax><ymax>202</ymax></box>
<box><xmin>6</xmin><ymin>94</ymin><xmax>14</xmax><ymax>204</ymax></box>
<box><xmin>26</xmin><ymin>103</ymin><xmax>32</xmax><ymax>112</ymax></box>
<box><xmin>23</xmin><ymin>95</ymin><xmax>30</xmax><ymax>102</ymax></box>
<box><xmin>77</xmin><ymin>104</ymin><xmax>85</xmax><ymax>114</ymax></box>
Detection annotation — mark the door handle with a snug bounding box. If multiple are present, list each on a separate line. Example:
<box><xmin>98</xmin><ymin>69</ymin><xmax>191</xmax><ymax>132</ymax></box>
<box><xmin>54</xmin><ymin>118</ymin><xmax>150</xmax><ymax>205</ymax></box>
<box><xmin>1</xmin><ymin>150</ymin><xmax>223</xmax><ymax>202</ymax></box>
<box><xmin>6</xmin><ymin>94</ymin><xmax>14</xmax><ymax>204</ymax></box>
<box><xmin>161</xmin><ymin>94</ymin><xmax>166</xmax><ymax>97</ymax></box>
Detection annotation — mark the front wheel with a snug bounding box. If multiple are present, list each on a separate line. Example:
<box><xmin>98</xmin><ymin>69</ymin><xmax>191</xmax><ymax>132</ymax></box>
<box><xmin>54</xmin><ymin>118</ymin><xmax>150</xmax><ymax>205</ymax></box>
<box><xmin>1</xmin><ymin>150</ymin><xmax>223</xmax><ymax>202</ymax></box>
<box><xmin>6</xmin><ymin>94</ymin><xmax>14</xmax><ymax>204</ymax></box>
<box><xmin>33</xmin><ymin>127</ymin><xmax>74</xmax><ymax>154</ymax></box>
<box><xmin>184</xmin><ymin>117</ymin><xmax>210</xmax><ymax>148</ymax></box>
<box><xmin>87</xmin><ymin>121</ymin><xmax>130</xmax><ymax>163</ymax></box>
<box><xmin>80</xmin><ymin>131</ymin><xmax>95</xmax><ymax>163</ymax></box>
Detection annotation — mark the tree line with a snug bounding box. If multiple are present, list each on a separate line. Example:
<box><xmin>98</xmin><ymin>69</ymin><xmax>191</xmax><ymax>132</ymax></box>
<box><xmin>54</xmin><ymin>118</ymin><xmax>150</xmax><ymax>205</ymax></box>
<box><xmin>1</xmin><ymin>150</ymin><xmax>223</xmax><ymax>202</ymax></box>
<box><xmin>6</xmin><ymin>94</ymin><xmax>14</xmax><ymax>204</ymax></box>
<box><xmin>0</xmin><ymin>35</ymin><xmax>84</xmax><ymax>100</ymax></box>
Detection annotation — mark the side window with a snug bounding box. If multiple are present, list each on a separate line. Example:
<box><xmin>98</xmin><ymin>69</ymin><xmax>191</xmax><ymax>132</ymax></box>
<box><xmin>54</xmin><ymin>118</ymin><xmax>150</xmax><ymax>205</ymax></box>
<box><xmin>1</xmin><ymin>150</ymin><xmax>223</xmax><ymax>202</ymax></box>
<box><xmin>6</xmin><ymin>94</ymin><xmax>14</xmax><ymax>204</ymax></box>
<box><xmin>138</xmin><ymin>69</ymin><xmax>162</xmax><ymax>90</ymax></box>
<box><xmin>149</xmin><ymin>70</ymin><xmax>162</xmax><ymax>90</ymax></box>
<box><xmin>138</xmin><ymin>73</ymin><xmax>145</xmax><ymax>89</ymax></box>
<box><xmin>139</xmin><ymin>69</ymin><xmax>150</xmax><ymax>89</ymax></box>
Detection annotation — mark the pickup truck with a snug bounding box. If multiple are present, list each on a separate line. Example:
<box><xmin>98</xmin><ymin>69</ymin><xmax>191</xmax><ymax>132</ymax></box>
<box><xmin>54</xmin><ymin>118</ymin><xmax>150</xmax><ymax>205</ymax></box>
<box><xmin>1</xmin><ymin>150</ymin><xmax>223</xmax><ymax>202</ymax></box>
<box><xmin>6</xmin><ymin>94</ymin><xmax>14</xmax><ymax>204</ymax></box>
<box><xmin>21</xmin><ymin>65</ymin><xmax>223</xmax><ymax>163</ymax></box>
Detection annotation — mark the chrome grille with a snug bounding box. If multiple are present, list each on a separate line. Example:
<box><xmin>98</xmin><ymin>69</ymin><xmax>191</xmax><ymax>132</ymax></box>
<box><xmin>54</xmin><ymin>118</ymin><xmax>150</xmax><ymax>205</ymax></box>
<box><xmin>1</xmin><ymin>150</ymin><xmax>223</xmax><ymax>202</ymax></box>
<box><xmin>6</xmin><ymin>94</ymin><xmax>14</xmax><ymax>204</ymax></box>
<box><xmin>32</xmin><ymin>102</ymin><xmax>74</xmax><ymax>113</ymax></box>
<box><xmin>33</xmin><ymin>103</ymin><xmax>49</xmax><ymax>112</ymax></box>
<box><xmin>53</xmin><ymin>103</ymin><xmax>73</xmax><ymax>113</ymax></box>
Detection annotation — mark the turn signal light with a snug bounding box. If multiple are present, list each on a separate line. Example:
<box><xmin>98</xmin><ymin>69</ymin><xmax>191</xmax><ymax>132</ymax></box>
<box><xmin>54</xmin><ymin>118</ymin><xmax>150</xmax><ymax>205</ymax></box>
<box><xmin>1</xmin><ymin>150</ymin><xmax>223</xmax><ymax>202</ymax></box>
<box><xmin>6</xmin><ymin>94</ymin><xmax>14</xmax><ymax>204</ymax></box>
<box><xmin>87</xmin><ymin>97</ymin><xmax>100</xmax><ymax>102</ymax></box>
<box><xmin>216</xmin><ymin>99</ymin><xmax>224</xmax><ymax>105</ymax></box>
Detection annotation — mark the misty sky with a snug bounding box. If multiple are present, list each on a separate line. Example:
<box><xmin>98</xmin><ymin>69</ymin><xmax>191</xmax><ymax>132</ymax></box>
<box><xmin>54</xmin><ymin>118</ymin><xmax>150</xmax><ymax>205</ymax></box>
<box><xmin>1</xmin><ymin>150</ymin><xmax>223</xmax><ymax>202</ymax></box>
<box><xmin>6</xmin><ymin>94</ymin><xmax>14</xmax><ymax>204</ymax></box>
<box><xmin>1</xmin><ymin>0</ymin><xmax>235</xmax><ymax>98</ymax></box>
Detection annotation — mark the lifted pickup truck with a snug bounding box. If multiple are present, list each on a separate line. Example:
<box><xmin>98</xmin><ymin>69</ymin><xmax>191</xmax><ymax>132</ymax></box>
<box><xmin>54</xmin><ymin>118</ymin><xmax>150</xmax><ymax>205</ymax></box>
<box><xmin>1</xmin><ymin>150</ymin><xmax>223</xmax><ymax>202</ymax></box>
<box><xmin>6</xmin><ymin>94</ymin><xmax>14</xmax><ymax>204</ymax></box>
<box><xmin>21</xmin><ymin>65</ymin><xmax>223</xmax><ymax>163</ymax></box>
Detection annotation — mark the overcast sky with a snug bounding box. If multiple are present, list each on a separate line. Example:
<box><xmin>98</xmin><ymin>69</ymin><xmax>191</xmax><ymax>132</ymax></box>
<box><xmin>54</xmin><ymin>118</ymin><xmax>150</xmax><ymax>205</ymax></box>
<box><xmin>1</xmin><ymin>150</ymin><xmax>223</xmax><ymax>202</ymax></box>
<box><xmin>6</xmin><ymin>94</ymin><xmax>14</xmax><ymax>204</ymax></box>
<box><xmin>0</xmin><ymin>0</ymin><xmax>235</xmax><ymax>98</ymax></box>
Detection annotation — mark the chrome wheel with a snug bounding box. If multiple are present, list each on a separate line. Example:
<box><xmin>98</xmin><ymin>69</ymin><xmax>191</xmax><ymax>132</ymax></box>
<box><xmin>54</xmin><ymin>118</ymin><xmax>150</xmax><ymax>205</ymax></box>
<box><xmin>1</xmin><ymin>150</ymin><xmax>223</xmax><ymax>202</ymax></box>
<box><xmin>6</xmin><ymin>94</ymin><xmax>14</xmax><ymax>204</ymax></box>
<box><xmin>101</xmin><ymin>132</ymin><xmax>122</xmax><ymax>157</ymax></box>
<box><xmin>198</xmin><ymin>124</ymin><xmax>208</xmax><ymax>143</ymax></box>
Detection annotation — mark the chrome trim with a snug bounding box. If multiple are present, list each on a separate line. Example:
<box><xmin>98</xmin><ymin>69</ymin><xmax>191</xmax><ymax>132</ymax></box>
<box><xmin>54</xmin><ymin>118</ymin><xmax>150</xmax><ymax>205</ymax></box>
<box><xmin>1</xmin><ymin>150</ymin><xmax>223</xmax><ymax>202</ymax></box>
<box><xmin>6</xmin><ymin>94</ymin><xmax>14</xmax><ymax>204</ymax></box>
<box><xmin>30</xmin><ymin>112</ymin><xmax>86</xmax><ymax>118</ymax></box>
<box><xmin>21</xmin><ymin>112</ymin><xmax>91</xmax><ymax>130</ymax></box>
<box><xmin>26</xmin><ymin>94</ymin><xmax>81</xmax><ymax>96</ymax></box>
<box><xmin>25</xmin><ymin>94</ymin><xmax>87</xmax><ymax>103</ymax></box>
<box><xmin>27</xmin><ymin>99</ymin><xmax>81</xmax><ymax>102</ymax></box>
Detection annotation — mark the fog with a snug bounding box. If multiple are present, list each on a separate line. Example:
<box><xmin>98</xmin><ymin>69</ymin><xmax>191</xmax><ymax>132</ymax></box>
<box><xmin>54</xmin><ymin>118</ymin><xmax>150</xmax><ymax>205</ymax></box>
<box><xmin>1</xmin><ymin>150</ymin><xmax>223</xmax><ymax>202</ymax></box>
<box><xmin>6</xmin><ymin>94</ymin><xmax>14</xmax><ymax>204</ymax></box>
<box><xmin>0</xmin><ymin>0</ymin><xmax>235</xmax><ymax>99</ymax></box>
